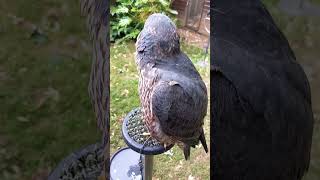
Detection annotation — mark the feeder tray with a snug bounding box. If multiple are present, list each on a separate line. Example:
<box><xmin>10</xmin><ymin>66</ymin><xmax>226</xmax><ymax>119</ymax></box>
<box><xmin>48</xmin><ymin>143</ymin><xmax>103</xmax><ymax>180</ymax></box>
<box><xmin>111</xmin><ymin>107</ymin><xmax>173</xmax><ymax>180</ymax></box>
<box><xmin>122</xmin><ymin>107</ymin><xmax>173</xmax><ymax>155</ymax></box>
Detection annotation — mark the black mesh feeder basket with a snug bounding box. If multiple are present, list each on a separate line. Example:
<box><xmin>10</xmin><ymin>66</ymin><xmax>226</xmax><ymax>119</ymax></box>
<box><xmin>48</xmin><ymin>143</ymin><xmax>104</xmax><ymax>180</ymax></box>
<box><xmin>110</xmin><ymin>107</ymin><xmax>173</xmax><ymax>180</ymax></box>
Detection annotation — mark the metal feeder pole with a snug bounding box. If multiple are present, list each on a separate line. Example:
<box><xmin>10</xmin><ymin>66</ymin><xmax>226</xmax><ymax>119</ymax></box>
<box><xmin>143</xmin><ymin>155</ymin><xmax>153</xmax><ymax>180</ymax></box>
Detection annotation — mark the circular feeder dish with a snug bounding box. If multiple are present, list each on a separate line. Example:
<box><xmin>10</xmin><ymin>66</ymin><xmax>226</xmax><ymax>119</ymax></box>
<box><xmin>110</xmin><ymin>147</ymin><xmax>143</xmax><ymax>180</ymax></box>
<box><xmin>122</xmin><ymin>107</ymin><xmax>173</xmax><ymax>155</ymax></box>
<box><xmin>48</xmin><ymin>143</ymin><xmax>103</xmax><ymax>180</ymax></box>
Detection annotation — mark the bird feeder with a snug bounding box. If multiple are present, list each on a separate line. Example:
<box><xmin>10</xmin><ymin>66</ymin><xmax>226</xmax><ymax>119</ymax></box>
<box><xmin>110</xmin><ymin>108</ymin><xmax>173</xmax><ymax>180</ymax></box>
<box><xmin>48</xmin><ymin>143</ymin><xmax>104</xmax><ymax>180</ymax></box>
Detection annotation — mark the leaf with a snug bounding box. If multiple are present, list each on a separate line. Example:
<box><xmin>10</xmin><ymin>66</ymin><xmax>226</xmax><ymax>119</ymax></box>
<box><xmin>124</xmin><ymin>29</ymin><xmax>140</xmax><ymax>40</ymax></box>
<box><xmin>119</xmin><ymin>17</ymin><xmax>132</xmax><ymax>27</ymax></box>
<box><xmin>45</xmin><ymin>87</ymin><xmax>60</xmax><ymax>102</ymax></box>
<box><xmin>174</xmin><ymin>164</ymin><xmax>182</xmax><ymax>171</ymax></box>
<box><xmin>117</xmin><ymin>0</ymin><xmax>133</xmax><ymax>6</ymax></box>
<box><xmin>134</xmin><ymin>0</ymin><xmax>149</xmax><ymax>7</ymax></box>
<box><xmin>111</xmin><ymin>0</ymin><xmax>177</xmax><ymax>42</ymax></box>
<box><xmin>115</xmin><ymin>6</ymin><xmax>129</xmax><ymax>14</ymax></box>
<box><xmin>159</xmin><ymin>0</ymin><xmax>169</xmax><ymax>6</ymax></box>
<box><xmin>168</xmin><ymin>9</ymin><xmax>178</xmax><ymax>15</ymax></box>
<box><xmin>188</xmin><ymin>175</ymin><xmax>196</xmax><ymax>180</ymax></box>
<box><xmin>30</xmin><ymin>30</ymin><xmax>48</xmax><ymax>45</ymax></box>
<box><xmin>121</xmin><ymin>89</ymin><xmax>129</xmax><ymax>97</ymax></box>
<box><xmin>33</xmin><ymin>87</ymin><xmax>60</xmax><ymax>109</ymax></box>
<box><xmin>17</xmin><ymin>116</ymin><xmax>29</xmax><ymax>122</ymax></box>
<box><xmin>110</xmin><ymin>7</ymin><xmax>117</xmax><ymax>16</ymax></box>
<box><xmin>164</xmin><ymin>149</ymin><xmax>174</xmax><ymax>156</ymax></box>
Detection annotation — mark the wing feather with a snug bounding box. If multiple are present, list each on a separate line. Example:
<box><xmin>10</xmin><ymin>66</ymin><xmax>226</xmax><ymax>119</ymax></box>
<box><xmin>151</xmin><ymin>81</ymin><xmax>207</xmax><ymax>144</ymax></box>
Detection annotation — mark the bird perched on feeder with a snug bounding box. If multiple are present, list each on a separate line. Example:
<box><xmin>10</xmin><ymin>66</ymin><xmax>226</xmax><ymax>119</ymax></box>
<box><xmin>212</xmin><ymin>0</ymin><xmax>314</xmax><ymax>179</ymax></box>
<box><xmin>135</xmin><ymin>13</ymin><xmax>208</xmax><ymax>160</ymax></box>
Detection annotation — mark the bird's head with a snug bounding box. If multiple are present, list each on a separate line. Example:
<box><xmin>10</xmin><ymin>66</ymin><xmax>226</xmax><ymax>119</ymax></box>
<box><xmin>136</xmin><ymin>13</ymin><xmax>180</xmax><ymax>61</ymax></box>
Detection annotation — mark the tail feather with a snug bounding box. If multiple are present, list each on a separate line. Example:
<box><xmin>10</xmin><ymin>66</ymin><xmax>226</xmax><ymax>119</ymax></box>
<box><xmin>199</xmin><ymin>129</ymin><xmax>208</xmax><ymax>153</ymax></box>
<box><xmin>183</xmin><ymin>144</ymin><xmax>191</xmax><ymax>160</ymax></box>
<box><xmin>180</xmin><ymin>129</ymin><xmax>208</xmax><ymax>160</ymax></box>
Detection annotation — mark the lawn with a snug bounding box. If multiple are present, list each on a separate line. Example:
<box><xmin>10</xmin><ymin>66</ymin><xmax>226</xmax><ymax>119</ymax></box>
<box><xmin>110</xmin><ymin>42</ymin><xmax>210</xmax><ymax>179</ymax></box>
<box><xmin>0</xmin><ymin>0</ymin><xmax>100</xmax><ymax>179</ymax></box>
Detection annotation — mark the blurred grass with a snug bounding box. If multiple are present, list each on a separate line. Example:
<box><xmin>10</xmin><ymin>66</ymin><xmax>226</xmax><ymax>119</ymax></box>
<box><xmin>110</xmin><ymin>42</ymin><xmax>210</xmax><ymax>179</ymax></box>
<box><xmin>0</xmin><ymin>0</ymin><xmax>100</xmax><ymax>179</ymax></box>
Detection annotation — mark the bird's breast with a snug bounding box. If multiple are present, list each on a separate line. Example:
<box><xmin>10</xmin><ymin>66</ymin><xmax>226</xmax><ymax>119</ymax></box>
<box><xmin>138</xmin><ymin>68</ymin><xmax>158</xmax><ymax>132</ymax></box>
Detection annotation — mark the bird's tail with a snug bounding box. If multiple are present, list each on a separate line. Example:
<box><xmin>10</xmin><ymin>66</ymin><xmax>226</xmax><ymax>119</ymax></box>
<box><xmin>183</xmin><ymin>144</ymin><xmax>191</xmax><ymax>160</ymax></box>
<box><xmin>199</xmin><ymin>128</ymin><xmax>208</xmax><ymax>153</ymax></box>
<box><xmin>181</xmin><ymin>129</ymin><xmax>208</xmax><ymax>160</ymax></box>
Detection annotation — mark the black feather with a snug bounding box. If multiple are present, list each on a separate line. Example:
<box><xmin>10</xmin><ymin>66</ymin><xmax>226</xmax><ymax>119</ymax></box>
<box><xmin>199</xmin><ymin>129</ymin><xmax>208</xmax><ymax>153</ymax></box>
<box><xmin>212</xmin><ymin>0</ymin><xmax>314</xmax><ymax>179</ymax></box>
<box><xmin>183</xmin><ymin>144</ymin><xmax>191</xmax><ymax>160</ymax></box>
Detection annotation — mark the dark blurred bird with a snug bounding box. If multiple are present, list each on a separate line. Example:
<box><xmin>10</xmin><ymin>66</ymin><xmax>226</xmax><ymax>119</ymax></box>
<box><xmin>80</xmin><ymin>0</ymin><xmax>109</xmax><ymax>179</ymax></box>
<box><xmin>212</xmin><ymin>0</ymin><xmax>314</xmax><ymax>180</ymax></box>
<box><xmin>135</xmin><ymin>13</ymin><xmax>208</xmax><ymax>160</ymax></box>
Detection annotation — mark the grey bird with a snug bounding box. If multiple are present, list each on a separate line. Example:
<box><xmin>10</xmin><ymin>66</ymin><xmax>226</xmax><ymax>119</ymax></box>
<box><xmin>212</xmin><ymin>0</ymin><xmax>314</xmax><ymax>179</ymax></box>
<box><xmin>80</xmin><ymin>0</ymin><xmax>109</xmax><ymax>179</ymax></box>
<box><xmin>135</xmin><ymin>13</ymin><xmax>208</xmax><ymax>160</ymax></box>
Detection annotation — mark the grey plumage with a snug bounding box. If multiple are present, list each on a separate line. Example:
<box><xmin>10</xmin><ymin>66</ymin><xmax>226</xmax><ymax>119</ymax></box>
<box><xmin>212</xmin><ymin>0</ymin><xmax>314</xmax><ymax>179</ymax></box>
<box><xmin>136</xmin><ymin>14</ymin><xmax>208</xmax><ymax>160</ymax></box>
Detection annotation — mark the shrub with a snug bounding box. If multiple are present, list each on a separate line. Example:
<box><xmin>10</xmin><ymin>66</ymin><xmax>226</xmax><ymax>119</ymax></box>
<box><xmin>111</xmin><ymin>0</ymin><xmax>178</xmax><ymax>43</ymax></box>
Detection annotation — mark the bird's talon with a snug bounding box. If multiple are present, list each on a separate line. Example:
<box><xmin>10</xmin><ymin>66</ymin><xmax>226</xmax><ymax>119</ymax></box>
<box><xmin>142</xmin><ymin>132</ymin><xmax>151</xmax><ymax>136</ymax></box>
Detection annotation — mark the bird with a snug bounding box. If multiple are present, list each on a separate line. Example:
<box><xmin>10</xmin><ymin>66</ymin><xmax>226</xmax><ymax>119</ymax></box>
<box><xmin>135</xmin><ymin>13</ymin><xmax>208</xmax><ymax>160</ymax></box>
<box><xmin>80</xmin><ymin>0</ymin><xmax>109</xmax><ymax>179</ymax></box>
<box><xmin>212</xmin><ymin>0</ymin><xmax>314</xmax><ymax>180</ymax></box>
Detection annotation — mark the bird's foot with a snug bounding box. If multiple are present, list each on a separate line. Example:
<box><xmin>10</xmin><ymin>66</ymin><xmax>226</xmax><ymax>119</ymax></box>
<box><xmin>162</xmin><ymin>143</ymin><xmax>170</xmax><ymax>149</ymax></box>
<box><xmin>141</xmin><ymin>132</ymin><xmax>151</xmax><ymax>136</ymax></box>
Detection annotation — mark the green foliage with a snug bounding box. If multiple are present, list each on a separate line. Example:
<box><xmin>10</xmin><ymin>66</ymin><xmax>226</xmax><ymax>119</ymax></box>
<box><xmin>111</xmin><ymin>0</ymin><xmax>178</xmax><ymax>42</ymax></box>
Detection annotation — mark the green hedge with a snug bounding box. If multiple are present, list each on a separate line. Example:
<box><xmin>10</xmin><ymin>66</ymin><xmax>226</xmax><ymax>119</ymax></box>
<box><xmin>111</xmin><ymin>0</ymin><xmax>178</xmax><ymax>42</ymax></box>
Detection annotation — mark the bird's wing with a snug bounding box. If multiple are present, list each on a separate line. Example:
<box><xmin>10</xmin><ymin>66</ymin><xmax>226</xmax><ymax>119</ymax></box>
<box><xmin>80</xmin><ymin>0</ymin><xmax>109</xmax><ymax>132</ymax></box>
<box><xmin>212</xmin><ymin>0</ymin><xmax>311</xmax><ymax>105</ymax></box>
<box><xmin>151</xmin><ymin>79</ymin><xmax>207</xmax><ymax>145</ymax></box>
<box><xmin>212</xmin><ymin>0</ymin><xmax>314</xmax><ymax>178</ymax></box>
